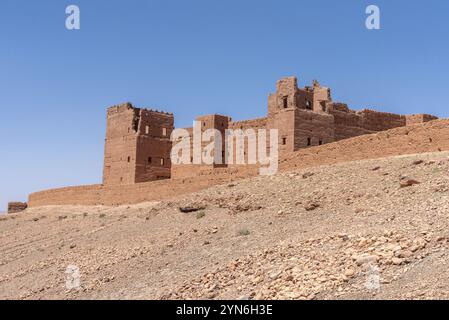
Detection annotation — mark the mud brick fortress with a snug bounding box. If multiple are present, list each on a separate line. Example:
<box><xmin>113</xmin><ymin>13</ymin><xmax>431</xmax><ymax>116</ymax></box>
<box><xmin>22</xmin><ymin>76</ymin><xmax>442</xmax><ymax>210</ymax></box>
<box><xmin>102</xmin><ymin>76</ymin><xmax>437</xmax><ymax>184</ymax></box>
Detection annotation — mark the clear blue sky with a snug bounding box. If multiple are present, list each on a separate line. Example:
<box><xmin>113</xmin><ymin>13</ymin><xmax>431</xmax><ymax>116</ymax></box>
<box><xmin>1</xmin><ymin>0</ymin><xmax>448</xmax><ymax>211</ymax></box>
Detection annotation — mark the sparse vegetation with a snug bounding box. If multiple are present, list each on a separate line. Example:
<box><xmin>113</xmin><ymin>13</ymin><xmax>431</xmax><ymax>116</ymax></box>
<box><xmin>237</xmin><ymin>228</ymin><xmax>250</xmax><ymax>236</ymax></box>
<box><xmin>196</xmin><ymin>211</ymin><xmax>206</xmax><ymax>219</ymax></box>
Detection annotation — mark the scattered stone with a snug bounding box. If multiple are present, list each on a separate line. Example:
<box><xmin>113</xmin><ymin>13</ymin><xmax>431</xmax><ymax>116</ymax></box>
<box><xmin>179</xmin><ymin>206</ymin><xmax>205</xmax><ymax>213</ymax></box>
<box><xmin>304</xmin><ymin>202</ymin><xmax>320</xmax><ymax>211</ymax></box>
<box><xmin>302</xmin><ymin>172</ymin><xmax>314</xmax><ymax>179</ymax></box>
<box><xmin>353</xmin><ymin>254</ymin><xmax>378</xmax><ymax>266</ymax></box>
<box><xmin>396</xmin><ymin>250</ymin><xmax>413</xmax><ymax>259</ymax></box>
<box><xmin>344</xmin><ymin>269</ymin><xmax>355</xmax><ymax>278</ymax></box>
<box><xmin>399</xmin><ymin>177</ymin><xmax>420</xmax><ymax>188</ymax></box>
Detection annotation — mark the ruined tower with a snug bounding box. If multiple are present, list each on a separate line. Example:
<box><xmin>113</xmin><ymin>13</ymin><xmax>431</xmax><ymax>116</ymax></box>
<box><xmin>102</xmin><ymin>103</ymin><xmax>174</xmax><ymax>185</ymax></box>
<box><xmin>267</xmin><ymin>76</ymin><xmax>335</xmax><ymax>155</ymax></box>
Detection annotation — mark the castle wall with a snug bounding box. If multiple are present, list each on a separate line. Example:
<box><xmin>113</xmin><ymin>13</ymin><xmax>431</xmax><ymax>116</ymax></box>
<box><xmin>406</xmin><ymin>114</ymin><xmax>439</xmax><ymax>126</ymax></box>
<box><xmin>267</xmin><ymin>108</ymin><xmax>296</xmax><ymax>154</ymax></box>
<box><xmin>28</xmin><ymin>167</ymin><xmax>258</xmax><ymax>207</ymax></box>
<box><xmin>29</xmin><ymin>118</ymin><xmax>449</xmax><ymax>208</ymax></box>
<box><xmin>7</xmin><ymin>202</ymin><xmax>28</xmax><ymax>214</ymax></box>
<box><xmin>25</xmin><ymin>76</ymin><xmax>441</xmax><ymax>209</ymax></box>
<box><xmin>358</xmin><ymin>109</ymin><xmax>406</xmax><ymax>131</ymax></box>
<box><xmin>294</xmin><ymin>109</ymin><xmax>335</xmax><ymax>149</ymax></box>
<box><xmin>329</xmin><ymin>105</ymin><xmax>408</xmax><ymax>141</ymax></box>
<box><xmin>103</xmin><ymin>104</ymin><xmax>174</xmax><ymax>185</ymax></box>
<box><xmin>102</xmin><ymin>104</ymin><xmax>139</xmax><ymax>185</ymax></box>
<box><xmin>134</xmin><ymin>109</ymin><xmax>174</xmax><ymax>182</ymax></box>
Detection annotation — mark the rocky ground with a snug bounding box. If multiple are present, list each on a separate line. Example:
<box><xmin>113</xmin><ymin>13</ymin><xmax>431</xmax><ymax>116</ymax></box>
<box><xmin>1</xmin><ymin>151</ymin><xmax>449</xmax><ymax>300</ymax></box>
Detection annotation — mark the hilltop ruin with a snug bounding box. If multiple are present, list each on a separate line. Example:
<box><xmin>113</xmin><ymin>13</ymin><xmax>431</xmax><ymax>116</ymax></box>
<box><xmin>25</xmin><ymin>76</ymin><xmax>441</xmax><ymax>208</ymax></box>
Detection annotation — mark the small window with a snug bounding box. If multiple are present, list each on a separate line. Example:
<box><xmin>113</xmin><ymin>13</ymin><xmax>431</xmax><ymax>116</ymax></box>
<box><xmin>306</xmin><ymin>100</ymin><xmax>312</xmax><ymax>110</ymax></box>
<box><xmin>162</xmin><ymin>127</ymin><xmax>167</xmax><ymax>136</ymax></box>
<box><xmin>148</xmin><ymin>157</ymin><xmax>152</xmax><ymax>164</ymax></box>
<box><xmin>282</xmin><ymin>137</ymin><xmax>287</xmax><ymax>145</ymax></box>
<box><xmin>145</xmin><ymin>125</ymin><xmax>149</xmax><ymax>134</ymax></box>
<box><xmin>203</xmin><ymin>122</ymin><xmax>206</xmax><ymax>127</ymax></box>
<box><xmin>283</xmin><ymin>97</ymin><xmax>288</xmax><ymax>108</ymax></box>
<box><xmin>127</xmin><ymin>156</ymin><xmax>131</xmax><ymax>162</ymax></box>
<box><xmin>161</xmin><ymin>158</ymin><xmax>165</xmax><ymax>166</ymax></box>
<box><xmin>307</xmin><ymin>138</ymin><xmax>311</xmax><ymax>146</ymax></box>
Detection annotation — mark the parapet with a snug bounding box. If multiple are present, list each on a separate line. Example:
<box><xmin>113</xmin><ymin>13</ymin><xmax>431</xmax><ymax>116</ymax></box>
<box><xmin>107</xmin><ymin>102</ymin><xmax>173</xmax><ymax>116</ymax></box>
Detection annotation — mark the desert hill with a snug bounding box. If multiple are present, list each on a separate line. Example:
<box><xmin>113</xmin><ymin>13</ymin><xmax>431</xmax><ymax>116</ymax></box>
<box><xmin>1</xmin><ymin>149</ymin><xmax>449</xmax><ymax>299</ymax></box>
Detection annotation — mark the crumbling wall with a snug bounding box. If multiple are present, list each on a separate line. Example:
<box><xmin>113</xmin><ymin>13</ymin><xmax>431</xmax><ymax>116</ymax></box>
<box><xmin>103</xmin><ymin>103</ymin><xmax>174</xmax><ymax>185</ymax></box>
<box><xmin>329</xmin><ymin>104</ymin><xmax>408</xmax><ymax>141</ymax></box>
<box><xmin>171</xmin><ymin>115</ymin><xmax>230</xmax><ymax>179</ymax></box>
<box><xmin>294</xmin><ymin>109</ymin><xmax>335</xmax><ymax>149</ymax></box>
<box><xmin>135</xmin><ymin>109</ymin><xmax>174</xmax><ymax>182</ymax></box>
<box><xmin>28</xmin><ymin>76</ymin><xmax>442</xmax><ymax>208</ymax></box>
<box><xmin>102</xmin><ymin>103</ymin><xmax>139</xmax><ymax>185</ymax></box>
<box><xmin>7</xmin><ymin>202</ymin><xmax>28</xmax><ymax>214</ymax></box>
<box><xmin>358</xmin><ymin>109</ymin><xmax>406</xmax><ymax>131</ymax></box>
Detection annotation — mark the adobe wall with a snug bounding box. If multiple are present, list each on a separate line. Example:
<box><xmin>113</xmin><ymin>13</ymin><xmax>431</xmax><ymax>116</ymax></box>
<box><xmin>28</xmin><ymin>118</ymin><xmax>448</xmax><ymax>208</ymax></box>
<box><xmin>328</xmin><ymin>104</ymin><xmax>408</xmax><ymax>141</ymax></box>
<box><xmin>26</xmin><ymin>76</ymin><xmax>442</xmax><ymax>209</ymax></box>
<box><xmin>28</xmin><ymin>167</ymin><xmax>258</xmax><ymax>207</ymax></box>
<box><xmin>7</xmin><ymin>202</ymin><xmax>28</xmax><ymax>214</ymax></box>
<box><xmin>229</xmin><ymin>118</ymin><xmax>268</xmax><ymax>131</ymax></box>
<box><xmin>294</xmin><ymin>109</ymin><xmax>335</xmax><ymax>149</ymax></box>
<box><xmin>406</xmin><ymin>114</ymin><xmax>439</xmax><ymax>126</ymax></box>
<box><xmin>103</xmin><ymin>104</ymin><xmax>139</xmax><ymax>185</ymax></box>
<box><xmin>103</xmin><ymin>103</ymin><xmax>174</xmax><ymax>185</ymax></box>
<box><xmin>280</xmin><ymin>118</ymin><xmax>449</xmax><ymax>170</ymax></box>
<box><xmin>358</xmin><ymin>109</ymin><xmax>406</xmax><ymax>131</ymax></box>
<box><xmin>171</xmin><ymin>117</ymin><xmax>269</xmax><ymax>179</ymax></box>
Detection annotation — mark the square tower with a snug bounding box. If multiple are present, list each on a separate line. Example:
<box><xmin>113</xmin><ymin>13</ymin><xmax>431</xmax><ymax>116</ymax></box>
<box><xmin>102</xmin><ymin>103</ymin><xmax>174</xmax><ymax>185</ymax></box>
<box><xmin>267</xmin><ymin>77</ymin><xmax>335</xmax><ymax>155</ymax></box>
<box><xmin>196</xmin><ymin>114</ymin><xmax>230</xmax><ymax>166</ymax></box>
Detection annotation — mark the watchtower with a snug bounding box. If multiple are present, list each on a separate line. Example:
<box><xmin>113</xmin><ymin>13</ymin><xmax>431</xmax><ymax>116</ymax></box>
<box><xmin>102</xmin><ymin>103</ymin><xmax>174</xmax><ymax>185</ymax></box>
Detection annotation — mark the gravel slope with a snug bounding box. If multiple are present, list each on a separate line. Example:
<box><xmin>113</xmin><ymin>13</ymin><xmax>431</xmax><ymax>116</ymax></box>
<box><xmin>1</xmin><ymin>151</ymin><xmax>449</xmax><ymax>300</ymax></box>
